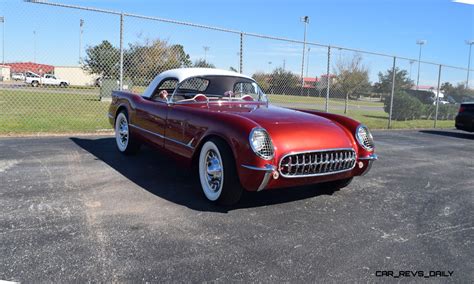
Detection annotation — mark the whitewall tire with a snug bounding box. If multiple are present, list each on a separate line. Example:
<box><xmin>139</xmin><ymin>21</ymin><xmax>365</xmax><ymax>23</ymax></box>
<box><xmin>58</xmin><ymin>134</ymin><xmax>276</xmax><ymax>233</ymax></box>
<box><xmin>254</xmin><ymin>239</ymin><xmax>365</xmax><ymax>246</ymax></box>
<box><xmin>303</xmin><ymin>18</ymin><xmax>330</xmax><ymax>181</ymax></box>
<box><xmin>199</xmin><ymin>141</ymin><xmax>224</xmax><ymax>201</ymax></box>
<box><xmin>198</xmin><ymin>138</ymin><xmax>243</xmax><ymax>205</ymax></box>
<box><xmin>115</xmin><ymin>111</ymin><xmax>140</xmax><ymax>155</ymax></box>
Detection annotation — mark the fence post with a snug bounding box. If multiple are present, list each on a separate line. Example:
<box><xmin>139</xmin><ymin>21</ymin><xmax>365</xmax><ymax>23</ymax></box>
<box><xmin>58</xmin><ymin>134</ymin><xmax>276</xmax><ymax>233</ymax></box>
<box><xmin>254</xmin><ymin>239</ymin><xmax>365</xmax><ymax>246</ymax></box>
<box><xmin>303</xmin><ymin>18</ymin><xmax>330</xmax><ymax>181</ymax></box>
<box><xmin>434</xmin><ymin>64</ymin><xmax>442</xmax><ymax>128</ymax></box>
<box><xmin>388</xmin><ymin>56</ymin><xmax>396</xmax><ymax>129</ymax></box>
<box><xmin>119</xmin><ymin>12</ymin><xmax>124</xmax><ymax>91</ymax></box>
<box><xmin>325</xmin><ymin>45</ymin><xmax>331</xmax><ymax>112</ymax></box>
<box><xmin>239</xmin><ymin>33</ymin><xmax>243</xmax><ymax>74</ymax></box>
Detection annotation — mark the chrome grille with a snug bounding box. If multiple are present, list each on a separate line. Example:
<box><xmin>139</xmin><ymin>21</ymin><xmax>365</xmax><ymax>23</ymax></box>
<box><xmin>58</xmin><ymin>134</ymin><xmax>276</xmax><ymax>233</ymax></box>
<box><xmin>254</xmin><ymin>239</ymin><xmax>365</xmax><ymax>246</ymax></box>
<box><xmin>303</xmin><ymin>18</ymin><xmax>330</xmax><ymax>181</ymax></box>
<box><xmin>279</xmin><ymin>149</ymin><xmax>356</xmax><ymax>178</ymax></box>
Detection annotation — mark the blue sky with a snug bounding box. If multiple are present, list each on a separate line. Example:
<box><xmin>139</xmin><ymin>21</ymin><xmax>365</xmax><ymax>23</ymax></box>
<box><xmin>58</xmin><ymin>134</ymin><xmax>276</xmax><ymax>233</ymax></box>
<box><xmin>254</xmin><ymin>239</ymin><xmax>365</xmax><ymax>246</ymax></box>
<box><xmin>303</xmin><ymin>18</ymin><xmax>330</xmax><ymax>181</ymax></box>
<box><xmin>1</xmin><ymin>0</ymin><xmax>473</xmax><ymax>85</ymax></box>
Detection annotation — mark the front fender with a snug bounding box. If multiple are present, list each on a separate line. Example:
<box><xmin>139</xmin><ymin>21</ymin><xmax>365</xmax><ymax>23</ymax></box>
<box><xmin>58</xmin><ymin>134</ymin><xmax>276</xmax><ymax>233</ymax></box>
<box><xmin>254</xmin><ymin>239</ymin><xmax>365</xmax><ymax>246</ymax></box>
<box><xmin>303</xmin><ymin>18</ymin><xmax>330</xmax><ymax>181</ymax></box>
<box><xmin>189</xmin><ymin>110</ymin><xmax>273</xmax><ymax>191</ymax></box>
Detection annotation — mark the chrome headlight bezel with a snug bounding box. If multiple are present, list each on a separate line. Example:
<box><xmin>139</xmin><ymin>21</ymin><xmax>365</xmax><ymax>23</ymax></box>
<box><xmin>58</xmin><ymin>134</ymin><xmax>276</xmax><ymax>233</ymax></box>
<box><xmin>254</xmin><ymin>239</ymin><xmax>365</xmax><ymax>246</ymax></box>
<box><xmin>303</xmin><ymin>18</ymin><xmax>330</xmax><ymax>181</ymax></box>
<box><xmin>249</xmin><ymin>127</ymin><xmax>274</xmax><ymax>160</ymax></box>
<box><xmin>355</xmin><ymin>124</ymin><xmax>374</xmax><ymax>151</ymax></box>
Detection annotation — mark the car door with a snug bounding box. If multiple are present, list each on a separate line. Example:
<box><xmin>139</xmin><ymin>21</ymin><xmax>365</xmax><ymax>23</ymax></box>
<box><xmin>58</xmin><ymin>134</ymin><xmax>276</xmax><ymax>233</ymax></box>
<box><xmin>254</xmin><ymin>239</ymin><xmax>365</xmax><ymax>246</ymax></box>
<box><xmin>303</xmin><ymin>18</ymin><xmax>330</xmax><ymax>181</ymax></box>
<box><xmin>166</xmin><ymin>104</ymin><xmax>201</xmax><ymax>159</ymax></box>
<box><xmin>133</xmin><ymin>99</ymin><xmax>167</xmax><ymax>148</ymax></box>
<box><xmin>132</xmin><ymin>78</ymin><xmax>177</xmax><ymax>148</ymax></box>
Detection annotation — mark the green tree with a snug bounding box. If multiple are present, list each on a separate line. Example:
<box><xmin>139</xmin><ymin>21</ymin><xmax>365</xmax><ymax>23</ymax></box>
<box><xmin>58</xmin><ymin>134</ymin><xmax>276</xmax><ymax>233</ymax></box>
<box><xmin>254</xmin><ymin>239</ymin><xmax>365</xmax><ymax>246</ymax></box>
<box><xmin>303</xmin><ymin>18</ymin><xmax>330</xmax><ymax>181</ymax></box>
<box><xmin>333</xmin><ymin>54</ymin><xmax>371</xmax><ymax>113</ymax></box>
<box><xmin>252</xmin><ymin>72</ymin><xmax>270</xmax><ymax>92</ymax></box>
<box><xmin>440</xmin><ymin>82</ymin><xmax>474</xmax><ymax>103</ymax></box>
<box><xmin>373</xmin><ymin>67</ymin><xmax>413</xmax><ymax>95</ymax></box>
<box><xmin>383</xmin><ymin>91</ymin><xmax>424</xmax><ymax>121</ymax></box>
<box><xmin>124</xmin><ymin>39</ymin><xmax>192</xmax><ymax>85</ymax></box>
<box><xmin>269</xmin><ymin>67</ymin><xmax>299</xmax><ymax>95</ymax></box>
<box><xmin>83</xmin><ymin>40</ymin><xmax>120</xmax><ymax>77</ymax></box>
<box><xmin>193</xmin><ymin>59</ymin><xmax>215</xmax><ymax>68</ymax></box>
<box><xmin>169</xmin><ymin>44</ymin><xmax>192</xmax><ymax>67</ymax></box>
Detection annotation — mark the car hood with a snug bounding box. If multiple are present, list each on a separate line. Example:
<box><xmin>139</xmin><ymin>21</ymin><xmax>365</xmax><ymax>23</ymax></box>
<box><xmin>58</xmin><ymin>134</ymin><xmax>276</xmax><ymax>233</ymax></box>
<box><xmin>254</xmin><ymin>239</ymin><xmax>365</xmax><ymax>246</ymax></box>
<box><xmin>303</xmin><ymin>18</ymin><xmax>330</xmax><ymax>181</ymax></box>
<box><xmin>209</xmin><ymin>103</ymin><xmax>356</xmax><ymax>154</ymax></box>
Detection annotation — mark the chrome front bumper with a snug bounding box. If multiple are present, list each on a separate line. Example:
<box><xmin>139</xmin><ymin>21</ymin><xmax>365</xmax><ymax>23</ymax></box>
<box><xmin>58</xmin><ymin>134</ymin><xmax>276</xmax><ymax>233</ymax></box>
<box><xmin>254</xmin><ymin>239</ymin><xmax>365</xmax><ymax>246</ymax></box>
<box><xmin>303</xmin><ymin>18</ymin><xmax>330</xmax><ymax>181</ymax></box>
<box><xmin>358</xmin><ymin>153</ymin><xmax>378</xmax><ymax>176</ymax></box>
<box><xmin>241</xmin><ymin>164</ymin><xmax>277</xmax><ymax>191</ymax></box>
<box><xmin>242</xmin><ymin>153</ymin><xmax>377</xmax><ymax>191</ymax></box>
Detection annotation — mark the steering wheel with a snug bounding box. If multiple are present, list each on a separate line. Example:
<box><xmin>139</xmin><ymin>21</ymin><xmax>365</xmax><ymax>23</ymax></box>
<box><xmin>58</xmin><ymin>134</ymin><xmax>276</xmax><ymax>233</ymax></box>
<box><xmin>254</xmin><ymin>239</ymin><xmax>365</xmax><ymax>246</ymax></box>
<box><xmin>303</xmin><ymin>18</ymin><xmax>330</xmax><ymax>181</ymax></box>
<box><xmin>241</xmin><ymin>95</ymin><xmax>254</xmax><ymax>101</ymax></box>
<box><xmin>193</xmin><ymin>94</ymin><xmax>208</xmax><ymax>102</ymax></box>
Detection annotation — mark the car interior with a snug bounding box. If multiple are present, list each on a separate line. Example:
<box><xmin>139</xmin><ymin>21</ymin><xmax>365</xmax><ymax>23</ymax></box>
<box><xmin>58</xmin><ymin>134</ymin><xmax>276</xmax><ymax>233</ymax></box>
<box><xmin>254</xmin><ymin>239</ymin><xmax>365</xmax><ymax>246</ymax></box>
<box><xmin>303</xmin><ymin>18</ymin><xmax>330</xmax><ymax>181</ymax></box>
<box><xmin>149</xmin><ymin>76</ymin><xmax>264</xmax><ymax>104</ymax></box>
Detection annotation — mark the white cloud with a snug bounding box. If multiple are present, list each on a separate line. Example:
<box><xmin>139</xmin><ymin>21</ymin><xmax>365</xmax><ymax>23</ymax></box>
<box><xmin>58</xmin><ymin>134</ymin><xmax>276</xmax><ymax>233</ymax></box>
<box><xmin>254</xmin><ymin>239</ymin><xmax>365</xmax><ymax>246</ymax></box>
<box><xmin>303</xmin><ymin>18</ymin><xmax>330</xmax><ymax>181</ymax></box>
<box><xmin>453</xmin><ymin>0</ymin><xmax>474</xmax><ymax>5</ymax></box>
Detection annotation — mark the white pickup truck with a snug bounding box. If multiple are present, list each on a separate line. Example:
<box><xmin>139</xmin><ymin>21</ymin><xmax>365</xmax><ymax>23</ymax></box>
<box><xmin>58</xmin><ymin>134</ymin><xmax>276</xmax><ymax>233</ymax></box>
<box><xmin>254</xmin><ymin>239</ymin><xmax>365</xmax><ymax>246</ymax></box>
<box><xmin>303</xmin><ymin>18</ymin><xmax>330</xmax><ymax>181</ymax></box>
<box><xmin>25</xmin><ymin>72</ymin><xmax>69</xmax><ymax>87</ymax></box>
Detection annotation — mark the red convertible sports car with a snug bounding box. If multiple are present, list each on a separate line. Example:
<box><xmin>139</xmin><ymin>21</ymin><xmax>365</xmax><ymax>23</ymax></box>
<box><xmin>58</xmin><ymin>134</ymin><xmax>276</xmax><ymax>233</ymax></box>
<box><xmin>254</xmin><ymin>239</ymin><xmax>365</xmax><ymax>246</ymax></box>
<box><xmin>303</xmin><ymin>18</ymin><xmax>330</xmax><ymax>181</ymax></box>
<box><xmin>108</xmin><ymin>68</ymin><xmax>377</xmax><ymax>205</ymax></box>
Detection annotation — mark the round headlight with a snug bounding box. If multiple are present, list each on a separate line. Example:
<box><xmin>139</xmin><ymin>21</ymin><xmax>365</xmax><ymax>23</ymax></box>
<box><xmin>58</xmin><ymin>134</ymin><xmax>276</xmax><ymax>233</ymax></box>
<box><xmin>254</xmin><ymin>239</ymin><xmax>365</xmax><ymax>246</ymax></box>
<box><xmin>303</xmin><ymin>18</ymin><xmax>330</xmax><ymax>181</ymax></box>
<box><xmin>249</xmin><ymin>128</ymin><xmax>274</xmax><ymax>160</ymax></box>
<box><xmin>356</xmin><ymin>125</ymin><xmax>374</xmax><ymax>151</ymax></box>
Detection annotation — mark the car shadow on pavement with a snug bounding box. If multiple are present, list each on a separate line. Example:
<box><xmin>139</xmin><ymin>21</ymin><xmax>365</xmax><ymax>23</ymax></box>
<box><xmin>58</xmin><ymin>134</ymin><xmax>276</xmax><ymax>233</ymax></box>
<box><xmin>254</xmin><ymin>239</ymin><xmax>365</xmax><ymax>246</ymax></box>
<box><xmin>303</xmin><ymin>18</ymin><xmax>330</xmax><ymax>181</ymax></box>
<box><xmin>419</xmin><ymin>130</ymin><xmax>474</xmax><ymax>140</ymax></box>
<box><xmin>71</xmin><ymin>137</ymin><xmax>341</xmax><ymax>213</ymax></box>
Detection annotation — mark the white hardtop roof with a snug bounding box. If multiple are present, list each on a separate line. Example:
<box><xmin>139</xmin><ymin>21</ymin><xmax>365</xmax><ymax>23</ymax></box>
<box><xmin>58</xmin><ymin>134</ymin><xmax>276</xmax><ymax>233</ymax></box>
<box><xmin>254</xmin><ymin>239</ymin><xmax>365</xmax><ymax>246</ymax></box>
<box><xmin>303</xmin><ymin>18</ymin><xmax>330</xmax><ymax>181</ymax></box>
<box><xmin>143</xmin><ymin>68</ymin><xmax>254</xmax><ymax>98</ymax></box>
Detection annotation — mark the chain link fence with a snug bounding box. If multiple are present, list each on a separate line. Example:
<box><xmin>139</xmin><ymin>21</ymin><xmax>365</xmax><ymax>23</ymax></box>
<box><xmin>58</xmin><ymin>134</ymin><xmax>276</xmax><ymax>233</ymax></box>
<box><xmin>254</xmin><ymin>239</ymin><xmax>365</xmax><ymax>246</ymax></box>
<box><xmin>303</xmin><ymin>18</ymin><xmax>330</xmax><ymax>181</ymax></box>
<box><xmin>0</xmin><ymin>0</ymin><xmax>473</xmax><ymax>134</ymax></box>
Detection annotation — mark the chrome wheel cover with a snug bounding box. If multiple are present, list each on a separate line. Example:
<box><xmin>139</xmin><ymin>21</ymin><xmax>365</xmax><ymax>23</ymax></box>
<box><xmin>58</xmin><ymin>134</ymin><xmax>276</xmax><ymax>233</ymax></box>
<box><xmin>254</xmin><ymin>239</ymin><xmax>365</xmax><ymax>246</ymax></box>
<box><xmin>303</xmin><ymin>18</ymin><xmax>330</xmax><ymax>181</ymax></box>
<box><xmin>199</xmin><ymin>141</ymin><xmax>224</xmax><ymax>201</ymax></box>
<box><xmin>115</xmin><ymin>113</ymin><xmax>129</xmax><ymax>152</ymax></box>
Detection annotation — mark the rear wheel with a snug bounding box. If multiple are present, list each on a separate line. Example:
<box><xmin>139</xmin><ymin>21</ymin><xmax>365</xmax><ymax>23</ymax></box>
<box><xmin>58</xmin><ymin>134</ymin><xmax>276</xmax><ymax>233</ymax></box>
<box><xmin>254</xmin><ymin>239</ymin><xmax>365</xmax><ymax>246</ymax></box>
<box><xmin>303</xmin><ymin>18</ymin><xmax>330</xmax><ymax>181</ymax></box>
<box><xmin>115</xmin><ymin>111</ymin><xmax>140</xmax><ymax>155</ymax></box>
<box><xmin>198</xmin><ymin>138</ymin><xmax>243</xmax><ymax>205</ymax></box>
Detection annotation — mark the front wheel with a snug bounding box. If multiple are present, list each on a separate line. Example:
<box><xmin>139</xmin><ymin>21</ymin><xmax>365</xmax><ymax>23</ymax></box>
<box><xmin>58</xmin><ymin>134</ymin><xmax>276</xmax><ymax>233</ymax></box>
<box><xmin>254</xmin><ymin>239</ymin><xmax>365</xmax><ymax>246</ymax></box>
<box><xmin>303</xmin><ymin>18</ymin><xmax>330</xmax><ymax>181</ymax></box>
<box><xmin>198</xmin><ymin>139</ymin><xmax>243</xmax><ymax>205</ymax></box>
<box><xmin>31</xmin><ymin>81</ymin><xmax>39</xmax><ymax>87</ymax></box>
<box><xmin>115</xmin><ymin>111</ymin><xmax>140</xmax><ymax>155</ymax></box>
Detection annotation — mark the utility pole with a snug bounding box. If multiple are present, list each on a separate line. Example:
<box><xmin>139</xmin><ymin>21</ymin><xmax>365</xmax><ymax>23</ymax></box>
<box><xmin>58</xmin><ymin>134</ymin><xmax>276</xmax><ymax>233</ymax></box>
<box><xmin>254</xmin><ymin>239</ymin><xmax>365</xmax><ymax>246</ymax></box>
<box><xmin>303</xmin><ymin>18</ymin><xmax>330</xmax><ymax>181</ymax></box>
<box><xmin>409</xmin><ymin>60</ymin><xmax>414</xmax><ymax>81</ymax></box>
<box><xmin>466</xmin><ymin>40</ymin><xmax>474</xmax><ymax>88</ymax></box>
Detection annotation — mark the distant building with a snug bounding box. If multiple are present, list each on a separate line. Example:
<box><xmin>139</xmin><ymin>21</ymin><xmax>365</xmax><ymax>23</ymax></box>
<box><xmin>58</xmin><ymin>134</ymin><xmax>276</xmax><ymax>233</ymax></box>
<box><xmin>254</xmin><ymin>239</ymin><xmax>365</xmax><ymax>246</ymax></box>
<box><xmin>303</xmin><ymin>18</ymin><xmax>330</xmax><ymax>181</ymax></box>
<box><xmin>303</xmin><ymin>74</ymin><xmax>337</xmax><ymax>89</ymax></box>
<box><xmin>5</xmin><ymin>62</ymin><xmax>55</xmax><ymax>75</ymax></box>
<box><xmin>303</xmin><ymin>77</ymin><xmax>317</xmax><ymax>88</ymax></box>
<box><xmin>54</xmin><ymin>66</ymin><xmax>99</xmax><ymax>86</ymax></box>
<box><xmin>0</xmin><ymin>65</ymin><xmax>11</xmax><ymax>81</ymax></box>
<box><xmin>3</xmin><ymin>62</ymin><xmax>98</xmax><ymax>86</ymax></box>
<box><xmin>410</xmin><ymin>85</ymin><xmax>444</xmax><ymax>98</ymax></box>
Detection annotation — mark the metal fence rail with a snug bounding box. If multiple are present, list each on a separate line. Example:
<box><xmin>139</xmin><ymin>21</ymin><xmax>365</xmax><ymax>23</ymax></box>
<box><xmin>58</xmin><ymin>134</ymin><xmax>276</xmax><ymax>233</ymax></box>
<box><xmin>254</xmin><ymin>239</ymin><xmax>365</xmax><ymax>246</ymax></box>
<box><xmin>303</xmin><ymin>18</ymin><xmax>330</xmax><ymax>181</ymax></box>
<box><xmin>0</xmin><ymin>0</ymin><xmax>472</xmax><ymax>134</ymax></box>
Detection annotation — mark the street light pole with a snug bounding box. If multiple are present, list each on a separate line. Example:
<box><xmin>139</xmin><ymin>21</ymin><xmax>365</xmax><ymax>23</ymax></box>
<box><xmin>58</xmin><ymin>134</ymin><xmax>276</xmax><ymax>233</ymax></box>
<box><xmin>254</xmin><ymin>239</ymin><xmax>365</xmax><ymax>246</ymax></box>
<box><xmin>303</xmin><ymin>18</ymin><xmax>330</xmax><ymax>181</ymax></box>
<box><xmin>306</xmin><ymin>47</ymin><xmax>311</xmax><ymax>77</ymax></box>
<box><xmin>416</xmin><ymin>40</ymin><xmax>426</xmax><ymax>90</ymax></box>
<box><xmin>409</xmin><ymin>60</ymin><xmax>414</xmax><ymax>81</ymax></box>
<box><xmin>0</xmin><ymin>16</ymin><xmax>4</xmax><ymax>64</ymax></box>
<box><xmin>79</xmin><ymin>19</ymin><xmax>84</xmax><ymax>63</ymax></box>
<box><xmin>466</xmin><ymin>40</ymin><xmax>474</xmax><ymax>88</ymax></box>
<box><xmin>33</xmin><ymin>30</ymin><xmax>37</xmax><ymax>63</ymax></box>
<box><xmin>300</xmin><ymin>16</ymin><xmax>309</xmax><ymax>96</ymax></box>
<box><xmin>203</xmin><ymin>46</ymin><xmax>209</xmax><ymax>62</ymax></box>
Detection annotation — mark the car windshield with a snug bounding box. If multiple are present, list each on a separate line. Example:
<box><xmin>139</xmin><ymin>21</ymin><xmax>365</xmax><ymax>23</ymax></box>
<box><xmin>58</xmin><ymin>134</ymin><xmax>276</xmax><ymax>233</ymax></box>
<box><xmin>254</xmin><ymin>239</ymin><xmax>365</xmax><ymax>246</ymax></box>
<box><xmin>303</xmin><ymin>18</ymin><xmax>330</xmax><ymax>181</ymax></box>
<box><xmin>171</xmin><ymin>75</ymin><xmax>267</xmax><ymax>103</ymax></box>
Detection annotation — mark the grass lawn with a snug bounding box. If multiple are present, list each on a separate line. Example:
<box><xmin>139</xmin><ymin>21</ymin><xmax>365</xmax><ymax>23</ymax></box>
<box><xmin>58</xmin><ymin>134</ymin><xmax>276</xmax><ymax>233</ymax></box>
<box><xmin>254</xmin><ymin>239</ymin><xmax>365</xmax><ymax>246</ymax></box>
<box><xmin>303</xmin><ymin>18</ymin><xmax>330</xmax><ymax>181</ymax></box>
<box><xmin>271</xmin><ymin>102</ymin><xmax>454</xmax><ymax>130</ymax></box>
<box><xmin>330</xmin><ymin>109</ymin><xmax>454</xmax><ymax>129</ymax></box>
<box><xmin>268</xmin><ymin>94</ymin><xmax>384</xmax><ymax>107</ymax></box>
<box><xmin>0</xmin><ymin>89</ymin><xmax>454</xmax><ymax>134</ymax></box>
<box><xmin>0</xmin><ymin>90</ymin><xmax>111</xmax><ymax>134</ymax></box>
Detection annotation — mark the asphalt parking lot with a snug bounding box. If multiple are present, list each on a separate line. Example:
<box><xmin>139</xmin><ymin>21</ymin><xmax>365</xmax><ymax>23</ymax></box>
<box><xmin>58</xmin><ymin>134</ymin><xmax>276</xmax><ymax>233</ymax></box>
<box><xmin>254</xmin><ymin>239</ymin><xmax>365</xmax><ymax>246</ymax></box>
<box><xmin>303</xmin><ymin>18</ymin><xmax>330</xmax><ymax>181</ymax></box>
<box><xmin>0</xmin><ymin>130</ymin><xmax>473</xmax><ymax>282</ymax></box>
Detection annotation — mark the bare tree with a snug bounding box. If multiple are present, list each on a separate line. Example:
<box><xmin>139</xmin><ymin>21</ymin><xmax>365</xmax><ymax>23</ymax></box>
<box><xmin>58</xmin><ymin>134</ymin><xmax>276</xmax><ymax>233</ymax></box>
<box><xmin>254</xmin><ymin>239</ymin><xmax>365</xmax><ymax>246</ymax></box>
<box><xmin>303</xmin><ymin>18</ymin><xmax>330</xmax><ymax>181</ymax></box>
<box><xmin>334</xmin><ymin>54</ymin><xmax>371</xmax><ymax>113</ymax></box>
